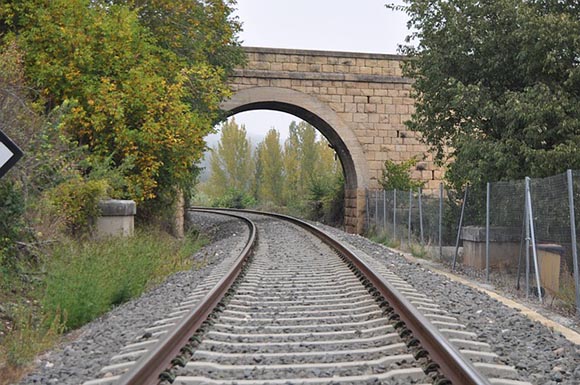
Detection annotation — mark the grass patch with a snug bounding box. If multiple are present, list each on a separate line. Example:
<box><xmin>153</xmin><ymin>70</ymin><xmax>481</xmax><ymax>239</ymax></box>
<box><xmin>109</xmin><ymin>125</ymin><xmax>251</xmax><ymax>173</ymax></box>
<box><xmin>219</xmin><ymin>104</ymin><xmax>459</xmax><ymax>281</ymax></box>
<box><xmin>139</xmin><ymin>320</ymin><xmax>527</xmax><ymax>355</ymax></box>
<box><xmin>409</xmin><ymin>243</ymin><xmax>429</xmax><ymax>259</ymax></box>
<box><xmin>552</xmin><ymin>268</ymin><xmax>579</xmax><ymax>316</ymax></box>
<box><xmin>367</xmin><ymin>229</ymin><xmax>400</xmax><ymax>249</ymax></box>
<box><xmin>42</xmin><ymin>228</ymin><xmax>206</xmax><ymax>331</ymax></box>
<box><xmin>0</xmin><ymin>227</ymin><xmax>207</xmax><ymax>383</ymax></box>
<box><xmin>2</xmin><ymin>305</ymin><xmax>64</xmax><ymax>367</ymax></box>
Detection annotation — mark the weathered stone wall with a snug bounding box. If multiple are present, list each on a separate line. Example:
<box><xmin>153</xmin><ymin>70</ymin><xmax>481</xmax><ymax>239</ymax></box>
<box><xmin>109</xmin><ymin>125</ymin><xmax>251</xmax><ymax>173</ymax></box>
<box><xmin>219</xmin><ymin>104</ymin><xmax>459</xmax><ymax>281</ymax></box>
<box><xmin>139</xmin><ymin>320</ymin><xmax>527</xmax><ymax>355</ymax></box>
<box><xmin>226</xmin><ymin>47</ymin><xmax>443</xmax><ymax>233</ymax></box>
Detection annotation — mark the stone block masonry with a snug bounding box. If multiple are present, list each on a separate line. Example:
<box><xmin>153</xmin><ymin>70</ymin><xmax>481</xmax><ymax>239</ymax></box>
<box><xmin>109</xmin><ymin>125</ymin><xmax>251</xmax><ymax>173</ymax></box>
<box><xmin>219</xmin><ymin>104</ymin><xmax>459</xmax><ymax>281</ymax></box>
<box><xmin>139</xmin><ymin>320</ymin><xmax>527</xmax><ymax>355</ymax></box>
<box><xmin>224</xmin><ymin>47</ymin><xmax>443</xmax><ymax>233</ymax></box>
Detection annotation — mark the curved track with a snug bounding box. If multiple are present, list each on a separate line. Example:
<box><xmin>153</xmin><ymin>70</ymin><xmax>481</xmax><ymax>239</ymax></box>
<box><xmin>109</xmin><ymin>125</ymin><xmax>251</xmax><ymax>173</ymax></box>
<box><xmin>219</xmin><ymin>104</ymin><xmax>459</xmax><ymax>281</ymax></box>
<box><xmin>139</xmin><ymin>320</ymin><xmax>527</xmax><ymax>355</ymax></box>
<box><xmin>84</xmin><ymin>209</ymin><xmax>531</xmax><ymax>385</ymax></box>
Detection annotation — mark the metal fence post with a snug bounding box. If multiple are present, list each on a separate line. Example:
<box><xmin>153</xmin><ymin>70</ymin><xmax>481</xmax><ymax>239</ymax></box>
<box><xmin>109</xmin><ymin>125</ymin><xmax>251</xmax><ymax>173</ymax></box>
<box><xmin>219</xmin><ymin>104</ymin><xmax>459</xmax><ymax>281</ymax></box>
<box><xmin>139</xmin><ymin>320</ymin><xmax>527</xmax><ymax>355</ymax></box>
<box><xmin>408</xmin><ymin>189</ymin><xmax>412</xmax><ymax>247</ymax></box>
<box><xmin>485</xmin><ymin>182</ymin><xmax>490</xmax><ymax>283</ymax></box>
<box><xmin>453</xmin><ymin>186</ymin><xmax>468</xmax><ymax>271</ymax></box>
<box><xmin>383</xmin><ymin>189</ymin><xmax>387</xmax><ymax>232</ymax></box>
<box><xmin>365</xmin><ymin>188</ymin><xmax>369</xmax><ymax>232</ymax></box>
<box><xmin>418</xmin><ymin>188</ymin><xmax>424</xmax><ymax>246</ymax></box>
<box><xmin>566</xmin><ymin>170</ymin><xmax>580</xmax><ymax>315</ymax></box>
<box><xmin>439</xmin><ymin>183</ymin><xmax>443</xmax><ymax>259</ymax></box>
<box><xmin>393</xmin><ymin>189</ymin><xmax>397</xmax><ymax>241</ymax></box>
<box><xmin>375</xmin><ymin>190</ymin><xmax>379</xmax><ymax>228</ymax></box>
<box><xmin>526</xmin><ymin>177</ymin><xmax>543</xmax><ymax>302</ymax></box>
<box><xmin>525</xmin><ymin>183</ymin><xmax>530</xmax><ymax>299</ymax></box>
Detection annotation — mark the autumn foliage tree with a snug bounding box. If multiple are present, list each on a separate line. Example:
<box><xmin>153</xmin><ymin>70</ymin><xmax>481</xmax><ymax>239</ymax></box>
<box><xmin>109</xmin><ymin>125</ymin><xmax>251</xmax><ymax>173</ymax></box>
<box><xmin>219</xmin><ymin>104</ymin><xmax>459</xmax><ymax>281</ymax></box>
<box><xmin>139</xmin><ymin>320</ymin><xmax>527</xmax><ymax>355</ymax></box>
<box><xmin>206</xmin><ymin>118</ymin><xmax>254</xmax><ymax>199</ymax></box>
<box><xmin>283</xmin><ymin>121</ymin><xmax>324</xmax><ymax>204</ymax></box>
<box><xmin>256</xmin><ymin>129</ymin><xmax>284</xmax><ymax>205</ymax></box>
<box><xmin>0</xmin><ymin>0</ymin><xmax>243</xmax><ymax>221</ymax></box>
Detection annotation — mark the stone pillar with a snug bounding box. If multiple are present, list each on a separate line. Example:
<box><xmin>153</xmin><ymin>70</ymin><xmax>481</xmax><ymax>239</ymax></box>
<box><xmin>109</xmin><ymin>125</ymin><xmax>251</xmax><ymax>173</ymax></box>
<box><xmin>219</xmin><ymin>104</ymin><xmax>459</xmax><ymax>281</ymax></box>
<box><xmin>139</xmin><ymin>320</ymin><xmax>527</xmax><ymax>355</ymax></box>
<box><xmin>95</xmin><ymin>200</ymin><xmax>136</xmax><ymax>238</ymax></box>
<box><xmin>344</xmin><ymin>188</ymin><xmax>366</xmax><ymax>234</ymax></box>
<box><xmin>355</xmin><ymin>188</ymin><xmax>366</xmax><ymax>234</ymax></box>
<box><xmin>344</xmin><ymin>189</ymin><xmax>357</xmax><ymax>234</ymax></box>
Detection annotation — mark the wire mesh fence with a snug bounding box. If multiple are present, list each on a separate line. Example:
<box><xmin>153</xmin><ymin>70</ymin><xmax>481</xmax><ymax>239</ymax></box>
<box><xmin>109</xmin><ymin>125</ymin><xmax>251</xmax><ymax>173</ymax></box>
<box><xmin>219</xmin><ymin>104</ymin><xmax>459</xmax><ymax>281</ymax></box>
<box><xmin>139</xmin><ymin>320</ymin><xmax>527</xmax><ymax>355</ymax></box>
<box><xmin>365</xmin><ymin>170</ymin><xmax>580</xmax><ymax>315</ymax></box>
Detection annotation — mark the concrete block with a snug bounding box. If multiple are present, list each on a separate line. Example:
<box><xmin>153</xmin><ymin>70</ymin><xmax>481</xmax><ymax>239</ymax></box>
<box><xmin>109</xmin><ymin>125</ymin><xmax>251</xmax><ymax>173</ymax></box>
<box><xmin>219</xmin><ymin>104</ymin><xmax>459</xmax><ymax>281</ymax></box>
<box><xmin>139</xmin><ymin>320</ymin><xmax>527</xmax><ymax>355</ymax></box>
<box><xmin>460</xmin><ymin>226</ymin><xmax>520</xmax><ymax>271</ymax></box>
<box><xmin>95</xmin><ymin>200</ymin><xmax>136</xmax><ymax>238</ymax></box>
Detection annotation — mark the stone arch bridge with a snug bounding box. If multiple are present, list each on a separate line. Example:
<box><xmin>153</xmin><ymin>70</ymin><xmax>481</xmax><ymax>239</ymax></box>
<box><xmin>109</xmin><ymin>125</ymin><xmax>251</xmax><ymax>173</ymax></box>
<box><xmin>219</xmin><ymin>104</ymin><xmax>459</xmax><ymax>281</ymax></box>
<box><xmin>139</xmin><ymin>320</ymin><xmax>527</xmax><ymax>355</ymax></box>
<box><xmin>221</xmin><ymin>47</ymin><xmax>440</xmax><ymax>233</ymax></box>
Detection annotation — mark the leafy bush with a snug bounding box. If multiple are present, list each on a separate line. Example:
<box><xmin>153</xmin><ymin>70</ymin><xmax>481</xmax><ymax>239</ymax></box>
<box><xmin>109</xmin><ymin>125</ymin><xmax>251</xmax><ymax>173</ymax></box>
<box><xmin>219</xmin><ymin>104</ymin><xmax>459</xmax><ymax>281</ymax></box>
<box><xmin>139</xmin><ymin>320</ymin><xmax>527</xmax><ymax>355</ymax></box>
<box><xmin>0</xmin><ymin>181</ymin><xmax>25</xmax><ymax>266</ymax></box>
<box><xmin>44</xmin><ymin>177</ymin><xmax>109</xmax><ymax>236</ymax></box>
<box><xmin>211</xmin><ymin>188</ymin><xmax>256</xmax><ymax>209</ymax></box>
<box><xmin>379</xmin><ymin>157</ymin><xmax>425</xmax><ymax>191</ymax></box>
<box><xmin>306</xmin><ymin>175</ymin><xmax>344</xmax><ymax>226</ymax></box>
<box><xmin>321</xmin><ymin>175</ymin><xmax>345</xmax><ymax>226</ymax></box>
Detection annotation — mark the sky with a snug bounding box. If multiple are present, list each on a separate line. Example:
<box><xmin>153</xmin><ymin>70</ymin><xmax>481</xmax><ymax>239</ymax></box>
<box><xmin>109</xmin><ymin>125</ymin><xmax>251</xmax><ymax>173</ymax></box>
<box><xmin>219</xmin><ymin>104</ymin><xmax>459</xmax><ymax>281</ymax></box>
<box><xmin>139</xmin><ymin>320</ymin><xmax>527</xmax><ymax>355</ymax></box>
<box><xmin>207</xmin><ymin>0</ymin><xmax>410</xmax><ymax>145</ymax></box>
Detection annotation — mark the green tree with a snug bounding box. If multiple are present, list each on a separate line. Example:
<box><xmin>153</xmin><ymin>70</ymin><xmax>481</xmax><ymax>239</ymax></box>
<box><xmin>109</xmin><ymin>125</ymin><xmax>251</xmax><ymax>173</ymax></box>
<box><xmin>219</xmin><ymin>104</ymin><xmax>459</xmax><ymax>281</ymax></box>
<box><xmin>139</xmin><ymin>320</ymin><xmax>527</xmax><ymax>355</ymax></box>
<box><xmin>107</xmin><ymin>0</ymin><xmax>244</xmax><ymax>120</ymax></box>
<box><xmin>113</xmin><ymin>0</ymin><xmax>243</xmax><ymax>70</ymax></box>
<box><xmin>307</xmin><ymin>136</ymin><xmax>343</xmax><ymax>221</ymax></box>
<box><xmin>379</xmin><ymin>158</ymin><xmax>425</xmax><ymax>191</ymax></box>
<box><xmin>282</xmin><ymin>121</ymin><xmax>320</xmax><ymax>203</ymax></box>
<box><xmin>207</xmin><ymin>118</ymin><xmax>254</xmax><ymax>198</ymax></box>
<box><xmin>392</xmin><ymin>0</ymin><xmax>580</xmax><ymax>190</ymax></box>
<box><xmin>280</xmin><ymin>120</ymin><xmax>343</xmax><ymax>219</ymax></box>
<box><xmin>256</xmin><ymin>129</ymin><xmax>284</xmax><ymax>205</ymax></box>
<box><xmin>282</xmin><ymin>123</ymin><xmax>302</xmax><ymax>204</ymax></box>
<box><xmin>314</xmin><ymin>139</ymin><xmax>342</xmax><ymax>188</ymax></box>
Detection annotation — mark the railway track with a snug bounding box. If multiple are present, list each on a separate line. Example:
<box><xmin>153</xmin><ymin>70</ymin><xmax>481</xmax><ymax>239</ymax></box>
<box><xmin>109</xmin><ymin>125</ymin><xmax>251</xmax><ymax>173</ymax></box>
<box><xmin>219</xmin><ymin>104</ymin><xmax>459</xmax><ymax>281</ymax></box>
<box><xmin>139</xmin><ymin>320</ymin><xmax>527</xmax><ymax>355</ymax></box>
<box><xmin>84</xmin><ymin>209</ymin><xmax>532</xmax><ymax>385</ymax></box>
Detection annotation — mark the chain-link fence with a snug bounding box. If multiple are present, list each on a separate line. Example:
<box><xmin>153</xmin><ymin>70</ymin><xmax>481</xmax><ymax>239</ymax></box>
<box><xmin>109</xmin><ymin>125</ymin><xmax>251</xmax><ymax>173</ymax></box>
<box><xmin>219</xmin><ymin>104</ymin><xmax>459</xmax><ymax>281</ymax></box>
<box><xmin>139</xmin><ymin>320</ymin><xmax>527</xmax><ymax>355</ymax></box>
<box><xmin>365</xmin><ymin>170</ymin><xmax>580</xmax><ymax>316</ymax></box>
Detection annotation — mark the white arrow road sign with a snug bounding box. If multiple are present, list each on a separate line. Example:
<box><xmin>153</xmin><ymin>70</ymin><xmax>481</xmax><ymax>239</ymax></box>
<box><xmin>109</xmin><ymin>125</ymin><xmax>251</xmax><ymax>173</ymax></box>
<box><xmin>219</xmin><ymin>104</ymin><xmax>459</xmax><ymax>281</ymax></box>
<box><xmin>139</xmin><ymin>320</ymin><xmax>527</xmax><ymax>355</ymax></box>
<box><xmin>0</xmin><ymin>130</ymin><xmax>23</xmax><ymax>179</ymax></box>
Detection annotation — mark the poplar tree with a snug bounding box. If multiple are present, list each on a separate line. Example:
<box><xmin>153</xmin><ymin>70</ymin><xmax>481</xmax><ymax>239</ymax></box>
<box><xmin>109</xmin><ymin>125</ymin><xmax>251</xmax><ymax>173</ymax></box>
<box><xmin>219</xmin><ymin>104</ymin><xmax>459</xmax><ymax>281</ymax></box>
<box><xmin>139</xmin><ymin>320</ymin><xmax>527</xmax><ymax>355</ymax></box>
<box><xmin>283</xmin><ymin>121</ymin><xmax>319</xmax><ymax>202</ymax></box>
<box><xmin>283</xmin><ymin>123</ymin><xmax>302</xmax><ymax>203</ymax></box>
<box><xmin>256</xmin><ymin>129</ymin><xmax>284</xmax><ymax>205</ymax></box>
<box><xmin>207</xmin><ymin>118</ymin><xmax>254</xmax><ymax>198</ymax></box>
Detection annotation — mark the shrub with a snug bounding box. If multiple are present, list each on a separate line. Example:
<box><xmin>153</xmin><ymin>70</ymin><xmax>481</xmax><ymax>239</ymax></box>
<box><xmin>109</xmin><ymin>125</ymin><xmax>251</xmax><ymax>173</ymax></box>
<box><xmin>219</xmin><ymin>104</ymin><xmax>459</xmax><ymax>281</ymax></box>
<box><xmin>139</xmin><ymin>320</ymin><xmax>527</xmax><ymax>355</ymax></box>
<box><xmin>44</xmin><ymin>177</ymin><xmax>109</xmax><ymax>236</ymax></box>
<box><xmin>0</xmin><ymin>181</ymin><xmax>26</xmax><ymax>267</ymax></box>
<box><xmin>379</xmin><ymin>157</ymin><xmax>425</xmax><ymax>191</ymax></box>
<box><xmin>306</xmin><ymin>175</ymin><xmax>344</xmax><ymax>226</ymax></box>
<box><xmin>212</xmin><ymin>188</ymin><xmax>256</xmax><ymax>209</ymax></box>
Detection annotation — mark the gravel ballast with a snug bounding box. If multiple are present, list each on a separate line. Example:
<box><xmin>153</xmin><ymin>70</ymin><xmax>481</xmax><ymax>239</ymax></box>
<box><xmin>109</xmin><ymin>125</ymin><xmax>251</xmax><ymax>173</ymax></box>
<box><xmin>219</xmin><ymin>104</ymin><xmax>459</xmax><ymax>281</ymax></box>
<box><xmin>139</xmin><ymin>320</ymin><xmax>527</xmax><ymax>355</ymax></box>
<box><xmin>316</xmin><ymin>223</ymin><xmax>580</xmax><ymax>385</ymax></box>
<box><xmin>17</xmin><ymin>212</ymin><xmax>580</xmax><ymax>385</ymax></box>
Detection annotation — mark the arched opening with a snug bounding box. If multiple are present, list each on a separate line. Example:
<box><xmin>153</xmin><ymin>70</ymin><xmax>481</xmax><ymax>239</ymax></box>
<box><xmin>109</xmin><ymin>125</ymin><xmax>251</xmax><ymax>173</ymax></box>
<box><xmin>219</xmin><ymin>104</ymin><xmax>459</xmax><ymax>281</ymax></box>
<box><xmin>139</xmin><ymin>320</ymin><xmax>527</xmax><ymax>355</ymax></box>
<box><xmin>217</xmin><ymin>87</ymin><xmax>368</xmax><ymax>233</ymax></box>
<box><xmin>221</xmin><ymin>87</ymin><xmax>369</xmax><ymax>191</ymax></box>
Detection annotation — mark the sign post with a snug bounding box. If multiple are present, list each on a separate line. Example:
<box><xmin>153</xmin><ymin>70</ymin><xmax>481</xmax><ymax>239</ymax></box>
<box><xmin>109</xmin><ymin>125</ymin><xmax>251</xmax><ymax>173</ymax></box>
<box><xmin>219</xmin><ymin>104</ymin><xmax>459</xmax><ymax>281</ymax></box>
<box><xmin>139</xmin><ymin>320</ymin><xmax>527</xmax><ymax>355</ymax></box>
<box><xmin>0</xmin><ymin>130</ymin><xmax>23</xmax><ymax>178</ymax></box>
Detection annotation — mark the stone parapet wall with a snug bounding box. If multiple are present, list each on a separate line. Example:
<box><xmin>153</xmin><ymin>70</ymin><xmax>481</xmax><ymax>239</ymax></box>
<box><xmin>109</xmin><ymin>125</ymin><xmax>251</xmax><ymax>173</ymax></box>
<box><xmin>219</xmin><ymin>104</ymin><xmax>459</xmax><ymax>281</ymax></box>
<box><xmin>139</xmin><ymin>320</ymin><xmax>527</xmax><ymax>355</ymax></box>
<box><xmin>243</xmin><ymin>47</ymin><xmax>404</xmax><ymax>77</ymax></box>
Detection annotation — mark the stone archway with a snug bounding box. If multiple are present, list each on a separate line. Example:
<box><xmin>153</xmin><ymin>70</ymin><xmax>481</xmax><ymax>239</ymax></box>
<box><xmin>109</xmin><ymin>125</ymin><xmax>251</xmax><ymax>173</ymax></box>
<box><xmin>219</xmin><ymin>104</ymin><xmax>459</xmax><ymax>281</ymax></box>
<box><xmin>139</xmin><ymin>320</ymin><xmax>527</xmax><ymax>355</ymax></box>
<box><xmin>221</xmin><ymin>86</ymin><xmax>368</xmax><ymax>233</ymax></box>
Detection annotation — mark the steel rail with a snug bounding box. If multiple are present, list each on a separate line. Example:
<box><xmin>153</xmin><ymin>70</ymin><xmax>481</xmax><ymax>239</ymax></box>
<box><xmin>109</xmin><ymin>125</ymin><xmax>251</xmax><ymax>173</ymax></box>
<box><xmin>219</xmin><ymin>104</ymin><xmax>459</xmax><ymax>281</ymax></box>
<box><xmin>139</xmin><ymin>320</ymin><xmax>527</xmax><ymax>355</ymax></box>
<box><xmin>116</xmin><ymin>209</ymin><xmax>256</xmax><ymax>385</ymax></box>
<box><xmin>203</xmin><ymin>207</ymin><xmax>491</xmax><ymax>385</ymax></box>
